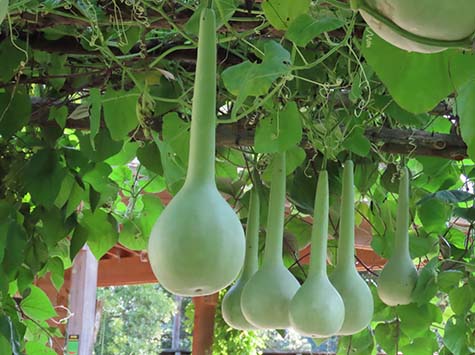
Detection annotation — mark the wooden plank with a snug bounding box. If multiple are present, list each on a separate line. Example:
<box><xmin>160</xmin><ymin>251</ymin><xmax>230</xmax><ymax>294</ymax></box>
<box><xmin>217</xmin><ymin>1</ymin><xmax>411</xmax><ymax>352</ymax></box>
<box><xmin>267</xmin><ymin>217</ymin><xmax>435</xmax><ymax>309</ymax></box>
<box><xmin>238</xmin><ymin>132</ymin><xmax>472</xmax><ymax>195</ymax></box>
<box><xmin>191</xmin><ymin>293</ymin><xmax>218</xmax><ymax>355</ymax></box>
<box><xmin>66</xmin><ymin>245</ymin><xmax>99</xmax><ymax>355</ymax></box>
<box><xmin>97</xmin><ymin>255</ymin><xmax>157</xmax><ymax>287</ymax></box>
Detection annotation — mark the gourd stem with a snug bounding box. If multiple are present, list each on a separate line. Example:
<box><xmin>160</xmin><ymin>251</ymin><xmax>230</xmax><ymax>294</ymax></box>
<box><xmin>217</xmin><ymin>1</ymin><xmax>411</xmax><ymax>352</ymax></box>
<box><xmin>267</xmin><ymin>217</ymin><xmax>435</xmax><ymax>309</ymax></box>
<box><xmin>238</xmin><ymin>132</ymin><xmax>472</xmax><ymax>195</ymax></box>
<box><xmin>184</xmin><ymin>8</ymin><xmax>217</xmax><ymax>186</ymax></box>
<box><xmin>241</xmin><ymin>189</ymin><xmax>260</xmax><ymax>279</ymax></box>
<box><xmin>309</xmin><ymin>170</ymin><xmax>329</xmax><ymax>277</ymax></box>
<box><xmin>336</xmin><ymin>161</ymin><xmax>356</xmax><ymax>270</ymax></box>
<box><xmin>394</xmin><ymin>167</ymin><xmax>410</xmax><ymax>257</ymax></box>
<box><xmin>356</xmin><ymin>1</ymin><xmax>472</xmax><ymax>49</ymax></box>
<box><xmin>263</xmin><ymin>152</ymin><xmax>286</xmax><ymax>267</ymax></box>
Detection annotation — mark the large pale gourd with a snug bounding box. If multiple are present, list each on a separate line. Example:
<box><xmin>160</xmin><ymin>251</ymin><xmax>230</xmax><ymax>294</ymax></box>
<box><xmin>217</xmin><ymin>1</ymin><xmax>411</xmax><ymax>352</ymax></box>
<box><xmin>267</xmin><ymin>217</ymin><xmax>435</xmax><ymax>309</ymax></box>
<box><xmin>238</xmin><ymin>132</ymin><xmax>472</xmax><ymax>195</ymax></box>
<box><xmin>147</xmin><ymin>7</ymin><xmax>245</xmax><ymax>297</ymax></box>
<box><xmin>240</xmin><ymin>152</ymin><xmax>300</xmax><ymax>329</ymax></box>
<box><xmin>222</xmin><ymin>188</ymin><xmax>260</xmax><ymax>330</ymax></box>
<box><xmin>329</xmin><ymin>161</ymin><xmax>373</xmax><ymax>335</ymax></box>
<box><xmin>377</xmin><ymin>167</ymin><xmax>418</xmax><ymax>306</ymax></box>
<box><xmin>351</xmin><ymin>0</ymin><xmax>475</xmax><ymax>53</ymax></box>
<box><xmin>289</xmin><ymin>170</ymin><xmax>345</xmax><ymax>337</ymax></box>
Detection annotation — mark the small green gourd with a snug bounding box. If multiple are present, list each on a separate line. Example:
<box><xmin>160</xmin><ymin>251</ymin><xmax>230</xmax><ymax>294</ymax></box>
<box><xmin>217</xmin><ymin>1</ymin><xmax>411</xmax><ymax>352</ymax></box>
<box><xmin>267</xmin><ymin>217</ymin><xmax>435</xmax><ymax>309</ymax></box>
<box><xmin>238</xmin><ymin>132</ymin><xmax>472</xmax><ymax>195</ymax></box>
<box><xmin>240</xmin><ymin>152</ymin><xmax>300</xmax><ymax>329</ymax></box>
<box><xmin>222</xmin><ymin>188</ymin><xmax>260</xmax><ymax>330</ymax></box>
<box><xmin>147</xmin><ymin>7</ymin><xmax>245</xmax><ymax>297</ymax></box>
<box><xmin>377</xmin><ymin>167</ymin><xmax>418</xmax><ymax>306</ymax></box>
<box><xmin>329</xmin><ymin>160</ymin><xmax>373</xmax><ymax>335</ymax></box>
<box><xmin>289</xmin><ymin>170</ymin><xmax>345</xmax><ymax>337</ymax></box>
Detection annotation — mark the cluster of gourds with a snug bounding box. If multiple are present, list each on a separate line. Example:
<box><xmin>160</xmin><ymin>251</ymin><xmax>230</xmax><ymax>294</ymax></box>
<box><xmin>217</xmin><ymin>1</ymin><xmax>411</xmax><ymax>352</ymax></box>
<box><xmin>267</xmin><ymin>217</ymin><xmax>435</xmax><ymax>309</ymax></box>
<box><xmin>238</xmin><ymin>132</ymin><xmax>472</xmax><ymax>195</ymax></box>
<box><xmin>147</xmin><ymin>3</ymin><xmax>419</xmax><ymax>335</ymax></box>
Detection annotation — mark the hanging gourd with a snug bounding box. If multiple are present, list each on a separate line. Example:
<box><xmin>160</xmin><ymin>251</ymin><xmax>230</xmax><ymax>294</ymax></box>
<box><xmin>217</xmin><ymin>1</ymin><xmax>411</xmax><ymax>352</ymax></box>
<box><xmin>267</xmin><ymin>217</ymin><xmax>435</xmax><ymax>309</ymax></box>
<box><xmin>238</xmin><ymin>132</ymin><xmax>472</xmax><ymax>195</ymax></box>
<box><xmin>147</xmin><ymin>5</ymin><xmax>245</xmax><ymax>297</ymax></box>
<box><xmin>350</xmin><ymin>0</ymin><xmax>475</xmax><ymax>53</ymax></box>
<box><xmin>222</xmin><ymin>188</ymin><xmax>260</xmax><ymax>330</ymax></box>
<box><xmin>289</xmin><ymin>170</ymin><xmax>345</xmax><ymax>337</ymax></box>
<box><xmin>329</xmin><ymin>160</ymin><xmax>373</xmax><ymax>335</ymax></box>
<box><xmin>240</xmin><ymin>152</ymin><xmax>300</xmax><ymax>329</ymax></box>
<box><xmin>377</xmin><ymin>166</ymin><xmax>418</xmax><ymax>306</ymax></box>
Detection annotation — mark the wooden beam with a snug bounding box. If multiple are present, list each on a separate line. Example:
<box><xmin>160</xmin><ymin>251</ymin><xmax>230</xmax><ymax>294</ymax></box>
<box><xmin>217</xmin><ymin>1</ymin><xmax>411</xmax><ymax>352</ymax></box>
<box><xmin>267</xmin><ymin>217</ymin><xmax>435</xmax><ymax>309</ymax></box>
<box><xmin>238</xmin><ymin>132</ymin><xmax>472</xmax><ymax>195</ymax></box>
<box><xmin>192</xmin><ymin>293</ymin><xmax>218</xmax><ymax>355</ymax></box>
<box><xmin>97</xmin><ymin>255</ymin><xmax>157</xmax><ymax>287</ymax></box>
<box><xmin>66</xmin><ymin>245</ymin><xmax>99</xmax><ymax>355</ymax></box>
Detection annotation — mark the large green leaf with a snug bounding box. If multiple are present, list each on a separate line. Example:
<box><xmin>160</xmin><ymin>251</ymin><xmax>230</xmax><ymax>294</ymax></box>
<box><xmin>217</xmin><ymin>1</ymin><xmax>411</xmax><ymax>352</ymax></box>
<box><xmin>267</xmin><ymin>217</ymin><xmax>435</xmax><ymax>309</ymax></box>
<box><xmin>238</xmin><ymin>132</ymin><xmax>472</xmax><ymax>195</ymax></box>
<box><xmin>102</xmin><ymin>88</ymin><xmax>140</xmax><ymax>141</ymax></box>
<box><xmin>0</xmin><ymin>40</ymin><xmax>24</xmax><ymax>82</ymax></box>
<box><xmin>444</xmin><ymin>316</ymin><xmax>469</xmax><ymax>355</ymax></box>
<box><xmin>79</xmin><ymin>210</ymin><xmax>118</xmax><ymax>259</ymax></box>
<box><xmin>449</xmin><ymin>285</ymin><xmax>475</xmax><ymax>315</ymax></box>
<box><xmin>458</xmin><ymin>80</ymin><xmax>475</xmax><ymax>160</ymax></box>
<box><xmin>286</xmin><ymin>14</ymin><xmax>344</xmax><ymax>47</ymax></box>
<box><xmin>0</xmin><ymin>90</ymin><xmax>31</xmax><ymax>138</ymax></box>
<box><xmin>20</xmin><ymin>286</ymin><xmax>57</xmax><ymax>321</ymax></box>
<box><xmin>362</xmin><ymin>29</ymin><xmax>475</xmax><ymax>113</ymax></box>
<box><xmin>1</xmin><ymin>222</ymin><xmax>27</xmax><ymax>280</ymax></box>
<box><xmin>254</xmin><ymin>101</ymin><xmax>302</xmax><ymax>153</ymax></box>
<box><xmin>262</xmin><ymin>0</ymin><xmax>311</xmax><ymax>30</ymax></box>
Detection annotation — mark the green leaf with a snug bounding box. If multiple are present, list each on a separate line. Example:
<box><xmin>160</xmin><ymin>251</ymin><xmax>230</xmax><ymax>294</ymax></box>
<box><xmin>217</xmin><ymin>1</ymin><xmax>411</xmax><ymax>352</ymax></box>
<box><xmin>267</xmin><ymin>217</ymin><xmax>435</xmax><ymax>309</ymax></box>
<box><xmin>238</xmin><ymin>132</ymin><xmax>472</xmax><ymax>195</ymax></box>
<box><xmin>411</xmin><ymin>258</ymin><xmax>438</xmax><ymax>305</ymax></box>
<box><xmin>343</xmin><ymin>126</ymin><xmax>371</xmax><ymax>157</ymax></box>
<box><xmin>453</xmin><ymin>207</ymin><xmax>475</xmax><ymax>221</ymax></box>
<box><xmin>78</xmin><ymin>130</ymin><xmax>124</xmax><ymax>162</ymax></box>
<box><xmin>102</xmin><ymin>88</ymin><xmax>140</xmax><ymax>141</ymax></box>
<box><xmin>336</xmin><ymin>328</ymin><xmax>375</xmax><ymax>355</ymax></box>
<box><xmin>152</xmin><ymin>132</ymin><xmax>186</xmax><ymax>193</ymax></box>
<box><xmin>398</xmin><ymin>303</ymin><xmax>442</xmax><ymax>339</ymax></box>
<box><xmin>20</xmin><ymin>286</ymin><xmax>57</xmax><ymax>321</ymax></box>
<box><xmin>437</xmin><ymin>270</ymin><xmax>464</xmax><ymax>292</ymax></box>
<box><xmin>70</xmin><ymin>225</ymin><xmax>88</xmax><ymax>260</ymax></box>
<box><xmin>23</xmin><ymin>149</ymin><xmax>67</xmax><ymax>207</ymax></box>
<box><xmin>46</xmin><ymin>257</ymin><xmax>65</xmax><ymax>291</ymax></box>
<box><xmin>374</xmin><ymin>322</ymin><xmax>400</xmax><ymax>354</ymax></box>
<box><xmin>118</xmin><ymin>26</ymin><xmax>142</xmax><ymax>54</ymax></box>
<box><xmin>362</xmin><ymin>29</ymin><xmax>475</xmax><ymax>113</ymax></box>
<box><xmin>79</xmin><ymin>210</ymin><xmax>118</xmax><ymax>259</ymax></box>
<box><xmin>255</xmin><ymin>102</ymin><xmax>302</xmax><ymax>153</ymax></box>
<box><xmin>137</xmin><ymin>142</ymin><xmax>163</xmax><ymax>175</ymax></box>
<box><xmin>39</xmin><ymin>206</ymin><xmax>75</xmax><ymax>246</ymax></box>
<box><xmin>88</xmin><ymin>87</ymin><xmax>102</xmax><ymax>149</ymax></box>
<box><xmin>400</xmin><ymin>336</ymin><xmax>439</xmax><ymax>355</ymax></box>
<box><xmin>1</xmin><ymin>222</ymin><xmax>27</xmax><ymax>280</ymax></box>
<box><xmin>417</xmin><ymin>199</ymin><xmax>452</xmax><ymax>233</ymax></box>
<box><xmin>24</xmin><ymin>238</ymin><xmax>49</xmax><ymax>275</ymax></box>
<box><xmin>459</xmin><ymin>80</ymin><xmax>475</xmax><ymax>160</ymax></box>
<box><xmin>222</xmin><ymin>41</ymin><xmax>291</xmax><ymax>118</ymax></box>
<box><xmin>0</xmin><ymin>40</ymin><xmax>25</xmax><ymax>82</ymax></box>
<box><xmin>162</xmin><ymin>112</ymin><xmax>190</xmax><ymax>164</ymax></box>
<box><xmin>25</xmin><ymin>341</ymin><xmax>57</xmax><ymax>355</ymax></box>
<box><xmin>136</xmin><ymin>194</ymin><xmax>163</xmax><ymax>239</ymax></box>
<box><xmin>418</xmin><ymin>190</ymin><xmax>474</xmax><ymax>205</ymax></box>
<box><xmin>48</xmin><ymin>105</ymin><xmax>68</xmax><ymax>129</ymax></box>
<box><xmin>0</xmin><ymin>89</ymin><xmax>31</xmax><ymax>138</ymax></box>
<box><xmin>444</xmin><ymin>316</ymin><xmax>469</xmax><ymax>355</ymax></box>
<box><xmin>286</xmin><ymin>14</ymin><xmax>344</xmax><ymax>47</ymax></box>
<box><xmin>262</xmin><ymin>0</ymin><xmax>311</xmax><ymax>30</ymax></box>
<box><xmin>449</xmin><ymin>285</ymin><xmax>475</xmax><ymax>315</ymax></box>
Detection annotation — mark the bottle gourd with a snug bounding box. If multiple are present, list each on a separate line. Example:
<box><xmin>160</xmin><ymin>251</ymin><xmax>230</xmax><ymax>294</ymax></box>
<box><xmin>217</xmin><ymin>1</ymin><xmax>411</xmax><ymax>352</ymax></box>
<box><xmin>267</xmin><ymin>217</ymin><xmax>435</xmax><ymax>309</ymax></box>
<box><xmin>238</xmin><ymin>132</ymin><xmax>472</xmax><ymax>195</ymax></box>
<box><xmin>240</xmin><ymin>152</ymin><xmax>300</xmax><ymax>329</ymax></box>
<box><xmin>329</xmin><ymin>160</ymin><xmax>373</xmax><ymax>335</ymax></box>
<box><xmin>289</xmin><ymin>170</ymin><xmax>345</xmax><ymax>337</ymax></box>
<box><xmin>352</xmin><ymin>0</ymin><xmax>475</xmax><ymax>53</ymax></box>
<box><xmin>222</xmin><ymin>188</ymin><xmax>260</xmax><ymax>330</ymax></box>
<box><xmin>147</xmin><ymin>6</ymin><xmax>245</xmax><ymax>297</ymax></box>
<box><xmin>377</xmin><ymin>167</ymin><xmax>418</xmax><ymax>306</ymax></box>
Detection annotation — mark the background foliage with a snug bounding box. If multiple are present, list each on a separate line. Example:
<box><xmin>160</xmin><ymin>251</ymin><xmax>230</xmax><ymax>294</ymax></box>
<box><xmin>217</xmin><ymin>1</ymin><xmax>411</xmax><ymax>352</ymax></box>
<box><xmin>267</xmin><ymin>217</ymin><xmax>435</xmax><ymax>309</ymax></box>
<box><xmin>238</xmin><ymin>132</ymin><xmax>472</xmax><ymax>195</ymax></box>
<box><xmin>0</xmin><ymin>0</ymin><xmax>474</xmax><ymax>354</ymax></box>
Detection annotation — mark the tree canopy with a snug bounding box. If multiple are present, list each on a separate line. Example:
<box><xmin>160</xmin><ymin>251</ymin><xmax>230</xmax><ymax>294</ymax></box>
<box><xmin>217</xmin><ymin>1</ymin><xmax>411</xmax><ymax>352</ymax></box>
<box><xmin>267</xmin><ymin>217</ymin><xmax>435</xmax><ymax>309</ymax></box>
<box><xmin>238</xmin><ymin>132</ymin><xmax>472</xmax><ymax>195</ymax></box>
<box><xmin>0</xmin><ymin>1</ymin><xmax>475</xmax><ymax>354</ymax></box>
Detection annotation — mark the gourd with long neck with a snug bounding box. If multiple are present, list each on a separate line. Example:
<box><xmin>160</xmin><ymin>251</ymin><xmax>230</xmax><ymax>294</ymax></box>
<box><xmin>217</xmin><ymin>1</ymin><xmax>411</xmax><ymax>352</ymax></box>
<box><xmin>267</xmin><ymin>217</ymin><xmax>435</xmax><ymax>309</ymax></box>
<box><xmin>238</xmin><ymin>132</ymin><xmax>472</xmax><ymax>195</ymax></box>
<box><xmin>222</xmin><ymin>188</ymin><xmax>260</xmax><ymax>330</ymax></box>
<box><xmin>289</xmin><ymin>170</ymin><xmax>345</xmax><ymax>337</ymax></box>
<box><xmin>240</xmin><ymin>152</ymin><xmax>300</xmax><ymax>329</ymax></box>
<box><xmin>329</xmin><ymin>160</ymin><xmax>373</xmax><ymax>335</ymax></box>
<box><xmin>377</xmin><ymin>167</ymin><xmax>418</xmax><ymax>306</ymax></box>
<box><xmin>147</xmin><ymin>5</ymin><xmax>245</xmax><ymax>297</ymax></box>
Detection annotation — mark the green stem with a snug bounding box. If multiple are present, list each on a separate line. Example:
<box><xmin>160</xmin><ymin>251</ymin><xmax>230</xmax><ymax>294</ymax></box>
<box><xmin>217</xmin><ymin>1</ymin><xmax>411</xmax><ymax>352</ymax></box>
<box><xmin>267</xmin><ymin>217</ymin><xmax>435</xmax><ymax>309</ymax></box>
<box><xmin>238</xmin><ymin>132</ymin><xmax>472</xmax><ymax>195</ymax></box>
<box><xmin>241</xmin><ymin>188</ymin><xmax>260</xmax><ymax>279</ymax></box>
<box><xmin>356</xmin><ymin>1</ymin><xmax>473</xmax><ymax>49</ymax></box>
<box><xmin>337</xmin><ymin>160</ymin><xmax>356</xmax><ymax>269</ymax></box>
<box><xmin>394</xmin><ymin>167</ymin><xmax>410</xmax><ymax>257</ymax></box>
<box><xmin>309</xmin><ymin>170</ymin><xmax>329</xmax><ymax>277</ymax></box>
<box><xmin>263</xmin><ymin>152</ymin><xmax>286</xmax><ymax>267</ymax></box>
<box><xmin>184</xmin><ymin>8</ymin><xmax>217</xmax><ymax>186</ymax></box>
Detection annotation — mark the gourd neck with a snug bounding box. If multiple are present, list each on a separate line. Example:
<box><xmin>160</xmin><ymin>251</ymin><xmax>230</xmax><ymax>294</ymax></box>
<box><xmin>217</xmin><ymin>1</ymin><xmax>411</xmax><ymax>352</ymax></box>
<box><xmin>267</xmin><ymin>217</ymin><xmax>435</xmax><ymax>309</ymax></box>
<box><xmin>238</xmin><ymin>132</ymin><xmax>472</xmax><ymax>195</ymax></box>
<box><xmin>309</xmin><ymin>170</ymin><xmax>329</xmax><ymax>277</ymax></box>
<box><xmin>241</xmin><ymin>189</ymin><xmax>260</xmax><ymax>279</ymax></box>
<box><xmin>263</xmin><ymin>152</ymin><xmax>286</xmax><ymax>268</ymax></box>
<box><xmin>393</xmin><ymin>167</ymin><xmax>411</xmax><ymax>259</ymax></box>
<box><xmin>336</xmin><ymin>161</ymin><xmax>356</xmax><ymax>270</ymax></box>
<box><xmin>184</xmin><ymin>8</ymin><xmax>217</xmax><ymax>186</ymax></box>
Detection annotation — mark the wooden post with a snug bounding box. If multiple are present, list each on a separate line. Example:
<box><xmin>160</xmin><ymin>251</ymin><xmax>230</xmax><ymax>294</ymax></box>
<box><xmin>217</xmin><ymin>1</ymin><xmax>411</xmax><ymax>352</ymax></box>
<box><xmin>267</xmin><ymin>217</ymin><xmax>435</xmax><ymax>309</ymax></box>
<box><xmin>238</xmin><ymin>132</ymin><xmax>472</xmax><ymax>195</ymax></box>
<box><xmin>66</xmin><ymin>245</ymin><xmax>99</xmax><ymax>355</ymax></box>
<box><xmin>191</xmin><ymin>293</ymin><xmax>218</xmax><ymax>355</ymax></box>
<box><xmin>171</xmin><ymin>296</ymin><xmax>183</xmax><ymax>355</ymax></box>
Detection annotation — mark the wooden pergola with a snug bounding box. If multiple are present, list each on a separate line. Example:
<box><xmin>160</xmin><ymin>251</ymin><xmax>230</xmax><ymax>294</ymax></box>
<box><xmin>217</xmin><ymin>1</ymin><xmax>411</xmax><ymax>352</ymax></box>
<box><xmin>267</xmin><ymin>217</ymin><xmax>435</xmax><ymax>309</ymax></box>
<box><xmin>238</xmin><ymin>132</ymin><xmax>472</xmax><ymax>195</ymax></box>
<box><xmin>37</xmin><ymin>190</ymin><xmax>386</xmax><ymax>355</ymax></box>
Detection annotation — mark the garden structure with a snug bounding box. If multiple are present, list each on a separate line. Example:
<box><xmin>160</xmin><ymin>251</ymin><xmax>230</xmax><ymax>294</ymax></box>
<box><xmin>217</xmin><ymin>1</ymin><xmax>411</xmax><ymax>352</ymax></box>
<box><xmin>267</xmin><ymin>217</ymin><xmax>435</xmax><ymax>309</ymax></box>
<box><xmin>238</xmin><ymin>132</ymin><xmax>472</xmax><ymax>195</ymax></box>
<box><xmin>1</xmin><ymin>0</ymin><xmax>475</xmax><ymax>355</ymax></box>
